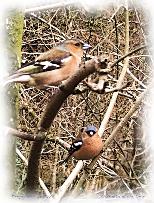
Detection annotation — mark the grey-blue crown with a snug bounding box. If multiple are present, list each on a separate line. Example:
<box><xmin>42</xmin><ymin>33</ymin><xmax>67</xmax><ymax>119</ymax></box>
<box><xmin>85</xmin><ymin>125</ymin><xmax>97</xmax><ymax>133</ymax></box>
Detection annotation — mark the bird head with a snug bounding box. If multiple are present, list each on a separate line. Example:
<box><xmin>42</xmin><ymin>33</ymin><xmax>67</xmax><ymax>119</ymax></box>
<box><xmin>61</xmin><ymin>39</ymin><xmax>91</xmax><ymax>58</ymax></box>
<box><xmin>81</xmin><ymin>125</ymin><xmax>97</xmax><ymax>137</ymax></box>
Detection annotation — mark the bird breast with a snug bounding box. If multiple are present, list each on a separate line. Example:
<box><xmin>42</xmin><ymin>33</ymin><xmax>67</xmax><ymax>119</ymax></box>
<box><xmin>73</xmin><ymin>136</ymin><xmax>103</xmax><ymax>160</ymax></box>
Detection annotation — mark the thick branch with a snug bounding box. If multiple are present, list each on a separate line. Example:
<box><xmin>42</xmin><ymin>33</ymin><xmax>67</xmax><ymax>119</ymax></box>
<box><xmin>38</xmin><ymin>58</ymin><xmax>106</xmax><ymax>131</ymax></box>
<box><xmin>6</xmin><ymin>126</ymin><xmax>70</xmax><ymax>151</ymax></box>
<box><xmin>16</xmin><ymin>148</ymin><xmax>52</xmax><ymax>198</ymax></box>
<box><xmin>26</xmin><ymin>57</ymin><xmax>106</xmax><ymax>194</ymax></box>
<box><xmin>26</xmin><ymin>134</ymin><xmax>46</xmax><ymax>195</ymax></box>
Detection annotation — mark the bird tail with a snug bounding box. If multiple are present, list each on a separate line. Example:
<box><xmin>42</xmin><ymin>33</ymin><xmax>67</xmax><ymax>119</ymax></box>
<box><xmin>2</xmin><ymin>74</ymin><xmax>31</xmax><ymax>87</ymax></box>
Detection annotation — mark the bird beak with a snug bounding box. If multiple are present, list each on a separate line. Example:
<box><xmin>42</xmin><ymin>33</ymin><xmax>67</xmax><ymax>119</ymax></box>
<box><xmin>83</xmin><ymin>43</ymin><xmax>91</xmax><ymax>50</ymax></box>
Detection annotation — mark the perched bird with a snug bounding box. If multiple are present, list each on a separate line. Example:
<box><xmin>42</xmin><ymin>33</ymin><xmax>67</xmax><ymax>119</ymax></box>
<box><xmin>4</xmin><ymin>39</ymin><xmax>91</xmax><ymax>89</ymax></box>
<box><xmin>61</xmin><ymin>125</ymin><xmax>103</xmax><ymax>163</ymax></box>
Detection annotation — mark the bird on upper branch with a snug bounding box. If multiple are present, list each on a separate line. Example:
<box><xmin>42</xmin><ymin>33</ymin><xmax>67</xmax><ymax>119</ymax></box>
<box><xmin>61</xmin><ymin>125</ymin><xmax>103</xmax><ymax>164</ymax></box>
<box><xmin>4</xmin><ymin>39</ymin><xmax>91</xmax><ymax>89</ymax></box>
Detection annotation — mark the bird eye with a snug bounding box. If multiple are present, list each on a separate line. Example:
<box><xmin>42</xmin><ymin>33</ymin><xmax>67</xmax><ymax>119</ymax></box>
<box><xmin>89</xmin><ymin>131</ymin><xmax>94</xmax><ymax>136</ymax></box>
<box><xmin>74</xmin><ymin>42</ymin><xmax>81</xmax><ymax>47</ymax></box>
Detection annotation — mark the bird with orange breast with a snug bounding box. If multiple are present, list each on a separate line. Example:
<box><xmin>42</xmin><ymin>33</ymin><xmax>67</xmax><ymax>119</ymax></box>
<box><xmin>61</xmin><ymin>125</ymin><xmax>103</xmax><ymax>163</ymax></box>
<box><xmin>4</xmin><ymin>39</ymin><xmax>91</xmax><ymax>89</ymax></box>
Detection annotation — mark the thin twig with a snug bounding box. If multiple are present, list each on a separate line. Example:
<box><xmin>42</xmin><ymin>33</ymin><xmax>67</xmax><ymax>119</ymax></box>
<box><xmin>6</xmin><ymin>126</ymin><xmax>44</xmax><ymax>141</ymax></box>
<box><xmin>71</xmin><ymin>6</ymin><xmax>131</xmax><ymax>195</ymax></box>
<box><xmin>24</xmin><ymin>1</ymin><xmax>77</xmax><ymax>13</ymax></box>
<box><xmin>53</xmin><ymin>161</ymin><xmax>84</xmax><ymax>203</ymax></box>
<box><xmin>127</xmin><ymin>68</ymin><xmax>147</xmax><ymax>89</ymax></box>
<box><xmin>110</xmin><ymin>45</ymin><xmax>148</xmax><ymax>69</ymax></box>
<box><xmin>29</xmin><ymin>13</ymin><xmax>67</xmax><ymax>39</ymax></box>
<box><xmin>98</xmin><ymin>6</ymin><xmax>130</xmax><ymax>137</ymax></box>
<box><xmin>16</xmin><ymin>148</ymin><xmax>52</xmax><ymax>198</ymax></box>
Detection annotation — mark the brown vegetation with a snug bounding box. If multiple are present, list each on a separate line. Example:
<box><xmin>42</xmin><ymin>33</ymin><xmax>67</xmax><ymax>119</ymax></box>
<box><xmin>10</xmin><ymin>3</ymin><xmax>151</xmax><ymax>200</ymax></box>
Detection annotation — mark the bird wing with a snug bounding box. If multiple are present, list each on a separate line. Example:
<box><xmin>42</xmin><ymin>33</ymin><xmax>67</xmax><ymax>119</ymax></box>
<box><xmin>16</xmin><ymin>48</ymin><xmax>71</xmax><ymax>75</ymax></box>
<box><xmin>69</xmin><ymin>139</ymin><xmax>83</xmax><ymax>154</ymax></box>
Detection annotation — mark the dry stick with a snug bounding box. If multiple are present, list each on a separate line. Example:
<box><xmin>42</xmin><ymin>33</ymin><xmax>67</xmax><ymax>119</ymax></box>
<box><xmin>55</xmin><ymin>137</ymin><xmax>70</xmax><ymax>150</ymax></box>
<box><xmin>127</xmin><ymin>68</ymin><xmax>147</xmax><ymax>89</ymax></box>
<box><xmin>71</xmin><ymin>7</ymin><xmax>130</xmax><ymax>196</ymax></box>
<box><xmin>99</xmin><ymin>6</ymin><xmax>130</xmax><ymax>136</ymax></box>
<box><xmin>101</xmin><ymin>92</ymin><xmax>145</xmax><ymax>152</ymax></box>
<box><xmin>6</xmin><ymin>126</ymin><xmax>43</xmax><ymax>141</ymax></box>
<box><xmin>16</xmin><ymin>148</ymin><xmax>52</xmax><ymax>198</ymax></box>
<box><xmin>53</xmin><ymin>161</ymin><xmax>83</xmax><ymax>203</ymax></box>
<box><xmin>24</xmin><ymin>0</ymin><xmax>76</xmax><ymax>13</ymax></box>
<box><xmin>109</xmin><ymin>44</ymin><xmax>147</xmax><ymax>69</ymax></box>
<box><xmin>72</xmin><ymin>91</ymin><xmax>145</xmax><ymax>196</ymax></box>
<box><xmin>6</xmin><ymin>126</ymin><xmax>71</xmax><ymax>151</ymax></box>
<box><xmin>52</xmin><ymin>145</ymin><xmax>59</xmax><ymax>194</ymax></box>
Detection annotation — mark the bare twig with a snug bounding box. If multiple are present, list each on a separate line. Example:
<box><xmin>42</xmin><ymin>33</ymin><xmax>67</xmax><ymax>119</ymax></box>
<box><xmin>16</xmin><ymin>148</ymin><xmax>52</xmax><ymax>198</ymax></box>
<box><xmin>98</xmin><ymin>6</ymin><xmax>130</xmax><ymax>136</ymax></box>
<box><xmin>6</xmin><ymin>126</ymin><xmax>44</xmax><ymax>141</ymax></box>
<box><xmin>53</xmin><ymin>161</ymin><xmax>83</xmax><ymax>203</ymax></box>
<box><xmin>24</xmin><ymin>1</ymin><xmax>77</xmax><ymax>13</ymax></box>
<box><xmin>52</xmin><ymin>145</ymin><xmax>59</xmax><ymax>193</ymax></box>
<box><xmin>55</xmin><ymin>137</ymin><xmax>70</xmax><ymax>150</ymax></box>
<box><xmin>127</xmin><ymin>68</ymin><xmax>147</xmax><ymax>89</ymax></box>
<box><xmin>72</xmin><ymin>90</ymin><xmax>145</xmax><ymax>196</ymax></box>
<box><xmin>71</xmin><ymin>6</ymin><xmax>131</xmax><ymax>195</ymax></box>
<box><xmin>110</xmin><ymin>45</ymin><xmax>148</xmax><ymax>69</ymax></box>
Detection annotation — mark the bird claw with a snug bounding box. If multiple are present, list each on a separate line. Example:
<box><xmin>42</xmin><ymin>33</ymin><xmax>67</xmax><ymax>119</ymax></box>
<box><xmin>58</xmin><ymin>83</ymin><xmax>65</xmax><ymax>91</ymax></box>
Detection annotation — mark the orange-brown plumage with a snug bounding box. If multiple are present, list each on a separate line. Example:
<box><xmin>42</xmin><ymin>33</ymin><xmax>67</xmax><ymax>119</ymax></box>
<box><xmin>4</xmin><ymin>39</ymin><xmax>91</xmax><ymax>89</ymax></box>
<box><xmin>61</xmin><ymin>125</ymin><xmax>103</xmax><ymax>163</ymax></box>
<box><xmin>73</xmin><ymin>130</ymin><xmax>103</xmax><ymax>160</ymax></box>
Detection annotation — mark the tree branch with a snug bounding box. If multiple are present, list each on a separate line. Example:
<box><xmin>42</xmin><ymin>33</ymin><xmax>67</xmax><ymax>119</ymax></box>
<box><xmin>72</xmin><ymin>91</ymin><xmax>146</xmax><ymax>196</ymax></box>
<box><xmin>16</xmin><ymin>148</ymin><xmax>52</xmax><ymax>198</ymax></box>
<box><xmin>110</xmin><ymin>44</ymin><xmax>148</xmax><ymax>69</ymax></box>
<box><xmin>24</xmin><ymin>1</ymin><xmax>76</xmax><ymax>13</ymax></box>
<box><xmin>71</xmin><ymin>6</ymin><xmax>131</xmax><ymax>196</ymax></box>
<box><xmin>25</xmin><ymin>57</ymin><xmax>108</xmax><ymax>195</ymax></box>
<box><xmin>6</xmin><ymin>126</ymin><xmax>43</xmax><ymax>141</ymax></box>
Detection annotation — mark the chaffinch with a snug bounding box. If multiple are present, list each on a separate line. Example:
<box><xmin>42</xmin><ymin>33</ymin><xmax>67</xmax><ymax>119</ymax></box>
<box><xmin>5</xmin><ymin>39</ymin><xmax>91</xmax><ymax>89</ymax></box>
<box><xmin>61</xmin><ymin>125</ymin><xmax>103</xmax><ymax>163</ymax></box>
